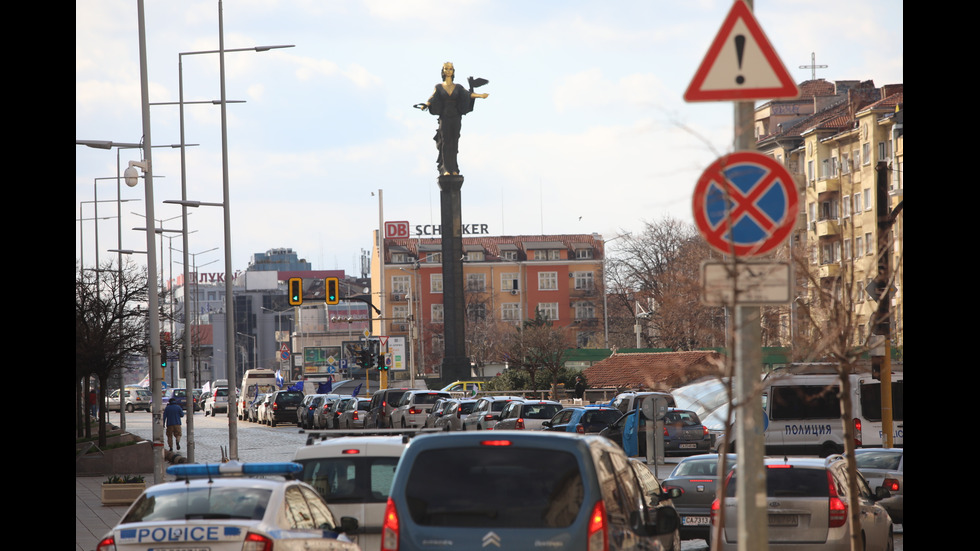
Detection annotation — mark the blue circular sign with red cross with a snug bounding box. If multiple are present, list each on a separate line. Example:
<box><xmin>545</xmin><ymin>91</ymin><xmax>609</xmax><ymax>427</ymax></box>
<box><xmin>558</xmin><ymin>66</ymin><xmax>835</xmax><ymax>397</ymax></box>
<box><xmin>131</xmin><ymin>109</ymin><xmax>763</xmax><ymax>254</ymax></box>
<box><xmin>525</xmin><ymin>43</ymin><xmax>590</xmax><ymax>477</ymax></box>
<box><xmin>693</xmin><ymin>152</ymin><xmax>799</xmax><ymax>257</ymax></box>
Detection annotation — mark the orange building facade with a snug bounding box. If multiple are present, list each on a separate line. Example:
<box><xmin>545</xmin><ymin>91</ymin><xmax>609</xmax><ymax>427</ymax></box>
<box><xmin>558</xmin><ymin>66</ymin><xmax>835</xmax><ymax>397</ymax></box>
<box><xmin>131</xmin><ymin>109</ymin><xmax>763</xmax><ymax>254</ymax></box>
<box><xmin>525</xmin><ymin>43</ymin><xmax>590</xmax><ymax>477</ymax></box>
<box><xmin>371</xmin><ymin>233</ymin><xmax>606</xmax><ymax>375</ymax></box>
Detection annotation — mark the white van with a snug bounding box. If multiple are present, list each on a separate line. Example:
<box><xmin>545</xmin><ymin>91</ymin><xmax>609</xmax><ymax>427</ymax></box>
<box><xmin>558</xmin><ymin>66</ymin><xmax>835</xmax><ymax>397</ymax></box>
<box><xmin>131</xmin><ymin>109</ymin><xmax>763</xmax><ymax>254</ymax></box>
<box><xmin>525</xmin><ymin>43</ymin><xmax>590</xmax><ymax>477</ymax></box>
<box><xmin>238</xmin><ymin>369</ymin><xmax>279</xmax><ymax>420</ymax></box>
<box><xmin>761</xmin><ymin>364</ymin><xmax>903</xmax><ymax>456</ymax></box>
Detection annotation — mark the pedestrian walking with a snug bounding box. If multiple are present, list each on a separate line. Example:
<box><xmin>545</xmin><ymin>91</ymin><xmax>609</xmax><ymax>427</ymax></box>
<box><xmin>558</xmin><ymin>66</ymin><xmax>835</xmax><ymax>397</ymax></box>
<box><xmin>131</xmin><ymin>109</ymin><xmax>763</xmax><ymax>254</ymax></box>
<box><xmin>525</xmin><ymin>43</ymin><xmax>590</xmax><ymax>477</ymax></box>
<box><xmin>164</xmin><ymin>397</ymin><xmax>184</xmax><ymax>451</ymax></box>
<box><xmin>574</xmin><ymin>377</ymin><xmax>585</xmax><ymax>400</ymax></box>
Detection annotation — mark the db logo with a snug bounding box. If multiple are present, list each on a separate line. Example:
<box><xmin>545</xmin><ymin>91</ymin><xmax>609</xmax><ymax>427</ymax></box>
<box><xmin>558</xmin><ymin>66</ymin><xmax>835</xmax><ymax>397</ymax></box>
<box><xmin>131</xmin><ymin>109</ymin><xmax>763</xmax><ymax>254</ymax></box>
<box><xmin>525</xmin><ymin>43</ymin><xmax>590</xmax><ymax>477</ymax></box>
<box><xmin>385</xmin><ymin>221</ymin><xmax>410</xmax><ymax>239</ymax></box>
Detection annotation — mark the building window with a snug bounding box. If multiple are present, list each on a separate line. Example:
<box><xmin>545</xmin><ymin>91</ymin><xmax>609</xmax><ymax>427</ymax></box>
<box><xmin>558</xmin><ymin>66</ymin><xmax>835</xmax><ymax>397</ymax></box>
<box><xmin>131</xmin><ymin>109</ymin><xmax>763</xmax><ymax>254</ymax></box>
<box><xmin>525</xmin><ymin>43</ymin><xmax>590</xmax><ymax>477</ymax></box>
<box><xmin>855</xmin><ymin>236</ymin><xmax>863</xmax><ymax>257</ymax></box>
<box><xmin>501</xmin><ymin>250</ymin><xmax>519</xmax><ymax>261</ymax></box>
<box><xmin>431</xmin><ymin>303</ymin><xmax>443</xmax><ymax>322</ymax></box>
<box><xmin>501</xmin><ymin>303</ymin><xmax>521</xmax><ymax>321</ymax></box>
<box><xmin>574</xmin><ymin>301</ymin><xmax>595</xmax><ymax>320</ymax></box>
<box><xmin>466</xmin><ymin>251</ymin><xmax>484</xmax><ymax>262</ymax></box>
<box><xmin>841</xmin><ymin>153</ymin><xmax>850</xmax><ymax>174</ymax></box>
<box><xmin>807</xmin><ymin>160</ymin><xmax>814</xmax><ymax>182</ymax></box>
<box><xmin>575</xmin><ymin>248</ymin><xmax>593</xmax><ymax>259</ymax></box>
<box><xmin>430</xmin><ymin>274</ymin><xmax>443</xmax><ymax>293</ymax></box>
<box><xmin>842</xmin><ymin>195</ymin><xmax>850</xmax><ymax>218</ymax></box>
<box><xmin>467</xmin><ymin>303</ymin><xmax>487</xmax><ymax>321</ymax></box>
<box><xmin>392</xmin><ymin>305</ymin><xmax>409</xmax><ymax>322</ymax></box>
<box><xmin>538</xmin><ymin>271</ymin><xmax>558</xmax><ymax>291</ymax></box>
<box><xmin>391</xmin><ymin>275</ymin><xmax>410</xmax><ymax>295</ymax></box>
<box><xmin>853</xmin><ymin>191</ymin><xmax>862</xmax><ymax>213</ymax></box>
<box><xmin>533</xmin><ymin>249</ymin><xmax>561</xmax><ymax>261</ymax></box>
<box><xmin>537</xmin><ymin>302</ymin><xmax>559</xmax><ymax>321</ymax></box>
<box><xmin>573</xmin><ymin>271</ymin><xmax>594</xmax><ymax>291</ymax></box>
<box><xmin>391</xmin><ymin>253</ymin><xmax>408</xmax><ymax>264</ymax></box>
<box><xmin>843</xmin><ymin>239</ymin><xmax>852</xmax><ymax>260</ymax></box>
<box><xmin>425</xmin><ymin>252</ymin><xmax>441</xmax><ymax>263</ymax></box>
<box><xmin>466</xmin><ymin>273</ymin><xmax>486</xmax><ymax>292</ymax></box>
<box><xmin>863</xmin><ymin>188</ymin><xmax>872</xmax><ymax>211</ymax></box>
<box><xmin>865</xmin><ymin>232</ymin><xmax>874</xmax><ymax>255</ymax></box>
<box><xmin>862</xmin><ymin>143</ymin><xmax>871</xmax><ymax>165</ymax></box>
<box><xmin>501</xmin><ymin>273</ymin><xmax>519</xmax><ymax>292</ymax></box>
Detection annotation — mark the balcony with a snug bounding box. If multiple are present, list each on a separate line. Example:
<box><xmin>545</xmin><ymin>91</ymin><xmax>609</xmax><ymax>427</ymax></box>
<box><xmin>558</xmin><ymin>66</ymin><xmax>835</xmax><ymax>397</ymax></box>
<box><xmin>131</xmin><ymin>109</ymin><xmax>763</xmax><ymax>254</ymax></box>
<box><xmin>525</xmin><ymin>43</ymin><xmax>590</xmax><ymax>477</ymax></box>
<box><xmin>815</xmin><ymin>219</ymin><xmax>839</xmax><ymax>237</ymax></box>
<box><xmin>818</xmin><ymin>263</ymin><xmax>840</xmax><ymax>279</ymax></box>
<box><xmin>815</xmin><ymin>175</ymin><xmax>840</xmax><ymax>194</ymax></box>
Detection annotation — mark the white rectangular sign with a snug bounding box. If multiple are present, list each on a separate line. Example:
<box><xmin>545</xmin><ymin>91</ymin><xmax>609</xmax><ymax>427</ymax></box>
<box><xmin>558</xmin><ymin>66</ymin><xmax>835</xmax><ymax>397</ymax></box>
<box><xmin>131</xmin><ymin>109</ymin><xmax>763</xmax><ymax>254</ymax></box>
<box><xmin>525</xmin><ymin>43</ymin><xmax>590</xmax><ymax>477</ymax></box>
<box><xmin>701</xmin><ymin>261</ymin><xmax>792</xmax><ymax>306</ymax></box>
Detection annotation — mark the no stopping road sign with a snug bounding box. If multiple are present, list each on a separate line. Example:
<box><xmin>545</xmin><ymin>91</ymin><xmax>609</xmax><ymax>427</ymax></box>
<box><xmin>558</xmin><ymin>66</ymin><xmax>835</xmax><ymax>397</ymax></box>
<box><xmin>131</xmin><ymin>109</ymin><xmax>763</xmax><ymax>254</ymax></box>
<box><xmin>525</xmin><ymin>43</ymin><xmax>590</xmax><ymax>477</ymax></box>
<box><xmin>692</xmin><ymin>152</ymin><xmax>798</xmax><ymax>257</ymax></box>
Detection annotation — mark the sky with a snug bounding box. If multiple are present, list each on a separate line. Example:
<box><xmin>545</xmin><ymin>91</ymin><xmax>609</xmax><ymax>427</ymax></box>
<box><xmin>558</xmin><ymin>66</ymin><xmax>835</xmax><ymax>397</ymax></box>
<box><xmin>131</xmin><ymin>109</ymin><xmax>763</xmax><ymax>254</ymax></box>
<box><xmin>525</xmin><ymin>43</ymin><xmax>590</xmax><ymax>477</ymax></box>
<box><xmin>76</xmin><ymin>0</ymin><xmax>903</xmax><ymax>279</ymax></box>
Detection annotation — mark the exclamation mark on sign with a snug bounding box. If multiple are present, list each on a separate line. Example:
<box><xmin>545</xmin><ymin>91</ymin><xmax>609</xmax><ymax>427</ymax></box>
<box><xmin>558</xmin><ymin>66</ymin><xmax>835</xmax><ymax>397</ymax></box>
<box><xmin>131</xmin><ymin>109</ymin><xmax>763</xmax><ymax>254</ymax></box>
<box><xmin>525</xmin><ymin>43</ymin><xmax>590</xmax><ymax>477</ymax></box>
<box><xmin>734</xmin><ymin>35</ymin><xmax>746</xmax><ymax>85</ymax></box>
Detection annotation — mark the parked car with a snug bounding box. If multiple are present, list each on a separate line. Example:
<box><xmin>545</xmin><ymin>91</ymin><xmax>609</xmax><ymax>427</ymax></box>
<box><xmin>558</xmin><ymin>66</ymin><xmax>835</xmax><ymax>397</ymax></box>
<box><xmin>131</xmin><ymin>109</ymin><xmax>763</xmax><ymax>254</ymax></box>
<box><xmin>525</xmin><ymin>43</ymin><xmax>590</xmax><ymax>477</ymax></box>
<box><xmin>246</xmin><ymin>393</ymin><xmax>269</xmax><ymax>422</ymax></box>
<box><xmin>390</xmin><ymin>390</ymin><xmax>452</xmax><ymax>428</ymax></box>
<box><xmin>312</xmin><ymin>394</ymin><xmax>342</xmax><ymax>429</ymax></box>
<box><xmin>294</xmin><ymin>435</ymin><xmax>408</xmax><ymax>551</ymax></box>
<box><xmin>461</xmin><ymin>395</ymin><xmax>524</xmax><ymax>430</ymax></box>
<box><xmin>601</xmin><ymin>408</ymin><xmax>712</xmax><ymax>457</ymax></box>
<box><xmin>297</xmin><ymin>393</ymin><xmax>329</xmax><ymax>429</ymax></box>
<box><xmin>97</xmin><ymin>461</ymin><xmax>358</xmax><ymax>551</ymax></box>
<box><xmin>380</xmin><ymin>432</ymin><xmax>680</xmax><ymax>550</ymax></box>
<box><xmin>423</xmin><ymin>398</ymin><xmax>454</xmax><ymax>428</ymax></box>
<box><xmin>106</xmin><ymin>388</ymin><xmax>152</xmax><ymax>413</ymax></box>
<box><xmin>854</xmin><ymin>448</ymin><xmax>903</xmax><ymax>525</ymax></box>
<box><xmin>433</xmin><ymin>399</ymin><xmax>478</xmax><ymax>432</ymax></box>
<box><xmin>364</xmin><ymin>388</ymin><xmax>413</xmax><ymax>428</ymax></box>
<box><xmin>337</xmin><ymin>397</ymin><xmax>372</xmax><ymax>429</ymax></box>
<box><xmin>543</xmin><ymin>405</ymin><xmax>621</xmax><ymax>433</ymax></box>
<box><xmin>203</xmin><ymin>387</ymin><xmax>230</xmax><ymax>417</ymax></box>
<box><xmin>661</xmin><ymin>453</ymin><xmax>736</xmax><ymax>543</ymax></box>
<box><xmin>324</xmin><ymin>397</ymin><xmax>354</xmax><ymax>430</ymax></box>
<box><xmin>256</xmin><ymin>394</ymin><xmax>274</xmax><ymax>424</ymax></box>
<box><xmin>493</xmin><ymin>399</ymin><xmax>563</xmax><ymax>430</ymax></box>
<box><xmin>267</xmin><ymin>390</ymin><xmax>305</xmax><ymax>427</ymax></box>
<box><xmin>630</xmin><ymin>458</ymin><xmax>683</xmax><ymax>551</ymax></box>
<box><xmin>712</xmin><ymin>455</ymin><xmax>894</xmax><ymax>550</ymax></box>
<box><xmin>165</xmin><ymin>388</ymin><xmax>195</xmax><ymax>411</ymax></box>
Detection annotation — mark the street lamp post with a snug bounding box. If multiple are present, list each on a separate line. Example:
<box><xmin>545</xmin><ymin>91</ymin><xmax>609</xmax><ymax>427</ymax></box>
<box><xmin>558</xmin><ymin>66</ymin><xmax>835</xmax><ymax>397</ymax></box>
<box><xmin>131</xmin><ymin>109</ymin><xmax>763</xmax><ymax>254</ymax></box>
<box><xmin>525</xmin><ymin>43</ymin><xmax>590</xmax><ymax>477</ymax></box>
<box><xmin>598</xmin><ymin>233</ymin><xmax>627</xmax><ymax>348</ymax></box>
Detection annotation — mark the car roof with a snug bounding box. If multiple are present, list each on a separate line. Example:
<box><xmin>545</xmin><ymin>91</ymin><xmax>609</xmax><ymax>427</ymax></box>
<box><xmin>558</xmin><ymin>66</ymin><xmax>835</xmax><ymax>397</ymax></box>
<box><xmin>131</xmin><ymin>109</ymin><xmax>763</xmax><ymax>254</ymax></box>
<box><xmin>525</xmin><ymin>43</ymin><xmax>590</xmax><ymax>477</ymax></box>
<box><xmin>293</xmin><ymin>435</ymin><xmax>407</xmax><ymax>460</ymax></box>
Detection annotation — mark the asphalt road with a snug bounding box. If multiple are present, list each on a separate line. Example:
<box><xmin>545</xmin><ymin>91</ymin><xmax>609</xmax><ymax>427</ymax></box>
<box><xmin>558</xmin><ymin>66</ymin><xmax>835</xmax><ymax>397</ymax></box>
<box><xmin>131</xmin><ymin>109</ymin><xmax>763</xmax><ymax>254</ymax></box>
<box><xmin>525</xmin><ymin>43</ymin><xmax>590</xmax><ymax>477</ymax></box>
<box><xmin>107</xmin><ymin>409</ymin><xmax>902</xmax><ymax>551</ymax></box>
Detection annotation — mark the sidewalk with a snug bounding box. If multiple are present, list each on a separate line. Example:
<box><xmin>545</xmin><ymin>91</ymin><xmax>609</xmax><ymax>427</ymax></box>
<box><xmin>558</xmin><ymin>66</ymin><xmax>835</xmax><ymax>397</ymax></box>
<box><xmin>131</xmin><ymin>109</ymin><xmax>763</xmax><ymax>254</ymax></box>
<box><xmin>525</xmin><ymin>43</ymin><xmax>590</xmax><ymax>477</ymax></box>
<box><xmin>75</xmin><ymin>474</ymin><xmax>145</xmax><ymax>551</ymax></box>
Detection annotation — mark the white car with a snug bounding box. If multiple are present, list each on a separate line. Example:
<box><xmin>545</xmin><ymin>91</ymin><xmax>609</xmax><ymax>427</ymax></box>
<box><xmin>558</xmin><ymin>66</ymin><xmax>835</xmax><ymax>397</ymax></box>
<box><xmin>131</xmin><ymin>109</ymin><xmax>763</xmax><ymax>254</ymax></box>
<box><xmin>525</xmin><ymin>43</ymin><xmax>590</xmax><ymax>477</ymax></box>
<box><xmin>390</xmin><ymin>390</ymin><xmax>452</xmax><ymax>428</ymax></box>
<box><xmin>106</xmin><ymin>388</ymin><xmax>152</xmax><ymax>413</ymax></box>
<box><xmin>294</xmin><ymin>436</ymin><xmax>407</xmax><ymax>551</ymax></box>
<box><xmin>461</xmin><ymin>395</ymin><xmax>524</xmax><ymax>431</ymax></box>
<box><xmin>493</xmin><ymin>399</ymin><xmax>563</xmax><ymax>430</ymax></box>
<box><xmin>204</xmin><ymin>387</ymin><xmax>230</xmax><ymax>416</ymax></box>
<box><xmin>96</xmin><ymin>461</ymin><xmax>359</xmax><ymax>551</ymax></box>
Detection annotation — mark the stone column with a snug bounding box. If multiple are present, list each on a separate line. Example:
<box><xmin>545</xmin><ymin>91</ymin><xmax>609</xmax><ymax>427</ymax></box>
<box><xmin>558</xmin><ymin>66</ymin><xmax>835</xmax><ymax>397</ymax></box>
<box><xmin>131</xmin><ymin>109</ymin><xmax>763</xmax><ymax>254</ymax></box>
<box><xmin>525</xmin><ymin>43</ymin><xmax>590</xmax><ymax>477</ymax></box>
<box><xmin>438</xmin><ymin>174</ymin><xmax>470</xmax><ymax>384</ymax></box>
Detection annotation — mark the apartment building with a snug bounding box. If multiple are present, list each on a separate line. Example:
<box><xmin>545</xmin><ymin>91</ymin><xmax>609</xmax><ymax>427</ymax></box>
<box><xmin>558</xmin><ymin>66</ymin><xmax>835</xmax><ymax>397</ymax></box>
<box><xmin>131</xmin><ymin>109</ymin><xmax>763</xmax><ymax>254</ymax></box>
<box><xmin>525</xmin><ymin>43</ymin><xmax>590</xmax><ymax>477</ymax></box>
<box><xmin>371</xmin><ymin>233</ymin><xmax>606</xmax><ymax>375</ymax></box>
<box><xmin>756</xmin><ymin>80</ymin><xmax>903</xmax><ymax>348</ymax></box>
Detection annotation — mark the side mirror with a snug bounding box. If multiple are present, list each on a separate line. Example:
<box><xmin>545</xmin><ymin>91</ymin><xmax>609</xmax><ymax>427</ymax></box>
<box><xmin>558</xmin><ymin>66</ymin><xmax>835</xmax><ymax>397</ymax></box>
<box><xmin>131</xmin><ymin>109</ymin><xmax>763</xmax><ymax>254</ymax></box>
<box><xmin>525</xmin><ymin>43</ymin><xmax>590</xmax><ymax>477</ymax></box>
<box><xmin>336</xmin><ymin>516</ymin><xmax>359</xmax><ymax>534</ymax></box>
<box><xmin>874</xmin><ymin>486</ymin><xmax>892</xmax><ymax>500</ymax></box>
<box><xmin>542</xmin><ymin>421</ymin><xmax>552</xmax><ymax>428</ymax></box>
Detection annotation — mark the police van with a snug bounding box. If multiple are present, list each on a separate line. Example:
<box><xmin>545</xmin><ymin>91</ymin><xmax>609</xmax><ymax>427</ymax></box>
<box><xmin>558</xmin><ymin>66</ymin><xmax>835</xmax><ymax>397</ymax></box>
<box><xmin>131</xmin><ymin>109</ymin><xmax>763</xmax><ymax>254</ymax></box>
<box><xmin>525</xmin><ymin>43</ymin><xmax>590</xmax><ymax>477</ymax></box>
<box><xmin>761</xmin><ymin>363</ymin><xmax>903</xmax><ymax>456</ymax></box>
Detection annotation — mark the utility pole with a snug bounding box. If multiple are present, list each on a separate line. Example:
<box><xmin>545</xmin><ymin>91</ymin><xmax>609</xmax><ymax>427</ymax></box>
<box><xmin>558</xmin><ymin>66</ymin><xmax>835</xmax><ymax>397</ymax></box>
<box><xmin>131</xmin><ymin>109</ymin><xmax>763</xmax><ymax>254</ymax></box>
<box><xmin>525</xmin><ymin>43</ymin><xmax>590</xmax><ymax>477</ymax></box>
<box><xmin>872</xmin><ymin>161</ymin><xmax>902</xmax><ymax>447</ymax></box>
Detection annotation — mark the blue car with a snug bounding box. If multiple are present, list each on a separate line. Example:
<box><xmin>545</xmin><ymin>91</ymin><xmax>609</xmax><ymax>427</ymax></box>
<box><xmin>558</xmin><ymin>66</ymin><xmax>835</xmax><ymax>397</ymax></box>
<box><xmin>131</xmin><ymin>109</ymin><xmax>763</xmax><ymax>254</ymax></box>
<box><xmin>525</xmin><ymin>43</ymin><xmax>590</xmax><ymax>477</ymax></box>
<box><xmin>542</xmin><ymin>405</ymin><xmax>621</xmax><ymax>433</ymax></box>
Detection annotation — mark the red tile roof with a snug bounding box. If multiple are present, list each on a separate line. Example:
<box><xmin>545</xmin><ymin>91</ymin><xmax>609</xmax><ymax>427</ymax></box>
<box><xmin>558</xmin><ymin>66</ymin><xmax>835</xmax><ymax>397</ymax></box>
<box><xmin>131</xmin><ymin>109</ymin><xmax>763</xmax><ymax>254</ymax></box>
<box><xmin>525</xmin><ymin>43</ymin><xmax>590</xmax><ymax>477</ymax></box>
<box><xmin>583</xmin><ymin>351</ymin><xmax>725</xmax><ymax>391</ymax></box>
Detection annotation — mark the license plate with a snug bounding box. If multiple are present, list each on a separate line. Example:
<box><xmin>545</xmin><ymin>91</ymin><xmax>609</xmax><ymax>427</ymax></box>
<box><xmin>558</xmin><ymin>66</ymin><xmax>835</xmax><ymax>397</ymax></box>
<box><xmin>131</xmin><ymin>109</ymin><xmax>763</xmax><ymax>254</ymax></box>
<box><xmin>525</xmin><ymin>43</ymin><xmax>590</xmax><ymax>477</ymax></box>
<box><xmin>682</xmin><ymin>515</ymin><xmax>710</xmax><ymax>526</ymax></box>
<box><xmin>679</xmin><ymin>443</ymin><xmax>697</xmax><ymax>449</ymax></box>
<box><xmin>769</xmin><ymin>514</ymin><xmax>798</xmax><ymax>526</ymax></box>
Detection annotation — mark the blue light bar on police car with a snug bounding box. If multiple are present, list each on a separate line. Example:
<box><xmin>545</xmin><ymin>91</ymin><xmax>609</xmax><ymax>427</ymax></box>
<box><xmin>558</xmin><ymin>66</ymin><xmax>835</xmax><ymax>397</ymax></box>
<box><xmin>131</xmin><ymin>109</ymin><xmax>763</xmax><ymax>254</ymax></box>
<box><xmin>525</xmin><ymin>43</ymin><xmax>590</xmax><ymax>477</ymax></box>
<box><xmin>167</xmin><ymin>461</ymin><xmax>303</xmax><ymax>478</ymax></box>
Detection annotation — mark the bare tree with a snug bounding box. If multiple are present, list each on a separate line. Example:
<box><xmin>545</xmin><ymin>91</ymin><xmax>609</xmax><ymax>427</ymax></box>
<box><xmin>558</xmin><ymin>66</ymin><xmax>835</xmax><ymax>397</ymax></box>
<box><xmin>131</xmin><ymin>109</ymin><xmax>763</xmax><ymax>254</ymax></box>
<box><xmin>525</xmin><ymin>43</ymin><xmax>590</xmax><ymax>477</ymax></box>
<box><xmin>607</xmin><ymin>216</ymin><xmax>725</xmax><ymax>349</ymax></box>
<box><xmin>76</xmin><ymin>260</ymin><xmax>149</xmax><ymax>446</ymax></box>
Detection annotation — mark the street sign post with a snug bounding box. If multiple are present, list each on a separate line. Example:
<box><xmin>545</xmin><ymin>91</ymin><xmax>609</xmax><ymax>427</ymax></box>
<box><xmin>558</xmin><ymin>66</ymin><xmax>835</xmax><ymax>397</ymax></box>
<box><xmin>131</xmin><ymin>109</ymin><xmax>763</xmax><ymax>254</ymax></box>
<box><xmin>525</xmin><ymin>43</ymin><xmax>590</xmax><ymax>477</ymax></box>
<box><xmin>692</xmin><ymin>151</ymin><xmax>799</xmax><ymax>257</ymax></box>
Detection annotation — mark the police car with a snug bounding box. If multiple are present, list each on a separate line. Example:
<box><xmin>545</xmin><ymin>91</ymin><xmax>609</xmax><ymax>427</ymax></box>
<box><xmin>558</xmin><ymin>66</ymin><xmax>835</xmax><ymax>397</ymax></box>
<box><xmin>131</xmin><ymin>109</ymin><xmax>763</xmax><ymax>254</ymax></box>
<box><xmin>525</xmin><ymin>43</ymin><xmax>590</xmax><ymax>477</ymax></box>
<box><xmin>96</xmin><ymin>461</ymin><xmax>360</xmax><ymax>551</ymax></box>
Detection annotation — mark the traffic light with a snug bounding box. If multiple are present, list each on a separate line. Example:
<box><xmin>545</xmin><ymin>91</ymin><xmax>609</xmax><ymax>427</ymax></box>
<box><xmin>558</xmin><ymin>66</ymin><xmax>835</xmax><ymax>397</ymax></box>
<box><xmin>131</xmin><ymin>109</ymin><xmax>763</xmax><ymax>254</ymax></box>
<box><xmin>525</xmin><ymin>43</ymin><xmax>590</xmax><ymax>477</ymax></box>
<box><xmin>325</xmin><ymin>277</ymin><xmax>339</xmax><ymax>305</ymax></box>
<box><xmin>358</xmin><ymin>348</ymin><xmax>373</xmax><ymax>368</ymax></box>
<box><xmin>288</xmin><ymin>278</ymin><xmax>303</xmax><ymax>305</ymax></box>
<box><xmin>378</xmin><ymin>353</ymin><xmax>387</xmax><ymax>371</ymax></box>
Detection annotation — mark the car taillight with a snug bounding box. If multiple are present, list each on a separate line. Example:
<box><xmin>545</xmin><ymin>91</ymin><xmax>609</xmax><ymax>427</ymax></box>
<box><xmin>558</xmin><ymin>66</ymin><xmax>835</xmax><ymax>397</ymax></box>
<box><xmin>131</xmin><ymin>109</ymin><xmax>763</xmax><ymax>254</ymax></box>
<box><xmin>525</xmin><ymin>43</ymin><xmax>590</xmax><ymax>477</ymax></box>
<box><xmin>409</xmin><ymin>407</ymin><xmax>421</xmax><ymax>415</ymax></box>
<box><xmin>381</xmin><ymin>498</ymin><xmax>400</xmax><ymax>551</ymax></box>
<box><xmin>353</xmin><ymin>411</ymin><xmax>360</xmax><ymax>420</ymax></box>
<box><xmin>516</xmin><ymin>418</ymin><xmax>525</xmax><ymax>429</ymax></box>
<box><xmin>587</xmin><ymin>500</ymin><xmax>608</xmax><ymax>551</ymax></box>
<box><xmin>703</xmin><ymin>426</ymin><xmax>709</xmax><ymax>436</ymax></box>
<box><xmin>243</xmin><ymin>532</ymin><xmax>273</xmax><ymax>551</ymax></box>
<box><xmin>710</xmin><ymin>497</ymin><xmax>720</xmax><ymax>525</ymax></box>
<box><xmin>883</xmin><ymin>477</ymin><xmax>900</xmax><ymax>492</ymax></box>
<box><xmin>852</xmin><ymin>418</ymin><xmax>863</xmax><ymax>447</ymax></box>
<box><xmin>576</xmin><ymin>424</ymin><xmax>585</xmax><ymax>433</ymax></box>
<box><xmin>827</xmin><ymin>470</ymin><xmax>847</xmax><ymax>528</ymax></box>
<box><xmin>96</xmin><ymin>536</ymin><xmax>115</xmax><ymax>551</ymax></box>
<box><xmin>272</xmin><ymin>403</ymin><xmax>279</xmax><ymax>412</ymax></box>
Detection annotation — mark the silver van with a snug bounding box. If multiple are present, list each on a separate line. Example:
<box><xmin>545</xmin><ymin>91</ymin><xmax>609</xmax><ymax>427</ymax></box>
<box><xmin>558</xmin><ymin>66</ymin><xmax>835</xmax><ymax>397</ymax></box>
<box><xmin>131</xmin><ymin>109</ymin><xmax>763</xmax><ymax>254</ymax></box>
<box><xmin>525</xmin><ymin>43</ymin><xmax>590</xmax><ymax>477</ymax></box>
<box><xmin>381</xmin><ymin>432</ymin><xmax>681</xmax><ymax>550</ymax></box>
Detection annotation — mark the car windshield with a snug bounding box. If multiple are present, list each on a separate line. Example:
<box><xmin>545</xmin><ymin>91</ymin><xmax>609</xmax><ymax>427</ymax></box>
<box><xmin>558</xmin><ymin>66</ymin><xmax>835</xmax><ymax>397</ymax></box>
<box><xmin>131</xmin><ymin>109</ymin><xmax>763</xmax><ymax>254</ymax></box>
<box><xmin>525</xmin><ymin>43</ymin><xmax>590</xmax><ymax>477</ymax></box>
<box><xmin>523</xmin><ymin>404</ymin><xmax>562</xmax><ymax>419</ymax></box>
<box><xmin>405</xmin><ymin>447</ymin><xmax>582</xmax><ymax>528</ymax></box>
<box><xmin>299</xmin><ymin>456</ymin><xmax>400</xmax><ymax>503</ymax></box>
<box><xmin>123</xmin><ymin>486</ymin><xmax>272</xmax><ymax>522</ymax></box>
<box><xmin>458</xmin><ymin>402</ymin><xmax>476</xmax><ymax>414</ymax></box>
<box><xmin>215</xmin><ymin>388</ymin><xmax>229</xmax><ymax>397</ymax></box>
<box><xmin>414</xmin><ymin>393</ymin><xmax>448</xmax><ymax>405</ymax></box>
<box><xmin>665</xmin><ymin>410</ymin><xmax>701</xmax><ymax>426</ymax></box>
<box><xmin>855</xmin><ymin>450</ymin><xmax>902</xmax><ymax>470</ymax></box>
<box><xmin>135</xmin><ymin>389</ymin><xmax>151</xmax><ymax>398</ymax></box>
<box><xmin>673</xmin><ymin>458</ymin><xmax>721</xmax><ymax>477</ymax></box>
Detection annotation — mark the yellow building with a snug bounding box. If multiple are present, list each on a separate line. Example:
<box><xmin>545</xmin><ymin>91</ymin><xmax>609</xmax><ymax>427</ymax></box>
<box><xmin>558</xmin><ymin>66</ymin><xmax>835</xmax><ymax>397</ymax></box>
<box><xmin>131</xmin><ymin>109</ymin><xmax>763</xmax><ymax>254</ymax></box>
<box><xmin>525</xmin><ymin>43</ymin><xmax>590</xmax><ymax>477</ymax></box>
<box><xmin>756</xmin><ymin>80</ymin><xmax>903</xmax><ymax>350</ymax></box>
<box><xmin>370</xmin><ymin>233</ymin><xmax>606</xmax><ymax>376</ymax></box>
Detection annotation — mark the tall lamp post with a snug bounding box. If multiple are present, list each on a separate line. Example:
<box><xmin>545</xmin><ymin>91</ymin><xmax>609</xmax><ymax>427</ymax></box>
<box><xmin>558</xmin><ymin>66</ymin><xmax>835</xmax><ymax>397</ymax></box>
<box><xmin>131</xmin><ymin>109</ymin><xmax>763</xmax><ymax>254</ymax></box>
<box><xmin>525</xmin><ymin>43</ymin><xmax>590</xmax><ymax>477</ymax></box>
<box><xmin>597</xmin><ymin>233</ymin><xmax>627</xmax><ymax>348</ymax></box>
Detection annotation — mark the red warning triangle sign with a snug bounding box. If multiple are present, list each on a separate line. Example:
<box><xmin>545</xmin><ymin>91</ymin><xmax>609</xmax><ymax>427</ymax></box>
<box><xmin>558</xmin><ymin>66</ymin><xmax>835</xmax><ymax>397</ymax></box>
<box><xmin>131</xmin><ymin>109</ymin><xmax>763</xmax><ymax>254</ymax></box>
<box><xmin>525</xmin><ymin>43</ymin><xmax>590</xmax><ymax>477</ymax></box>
<box><xmin>684</xmin><ymin>0</ymin><xmax>799</xmax><ymax>102</ymax></box>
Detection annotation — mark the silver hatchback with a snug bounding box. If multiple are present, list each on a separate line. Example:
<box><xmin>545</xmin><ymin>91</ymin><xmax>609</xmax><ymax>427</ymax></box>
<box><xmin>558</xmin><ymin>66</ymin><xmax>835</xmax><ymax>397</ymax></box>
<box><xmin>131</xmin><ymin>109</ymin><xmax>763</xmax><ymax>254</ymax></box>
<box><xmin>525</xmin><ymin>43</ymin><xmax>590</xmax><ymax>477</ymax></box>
<box><xmin>713</xmin><ymin>456</ymin><xmax>894</xmax><ymax>550</ymax></box>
